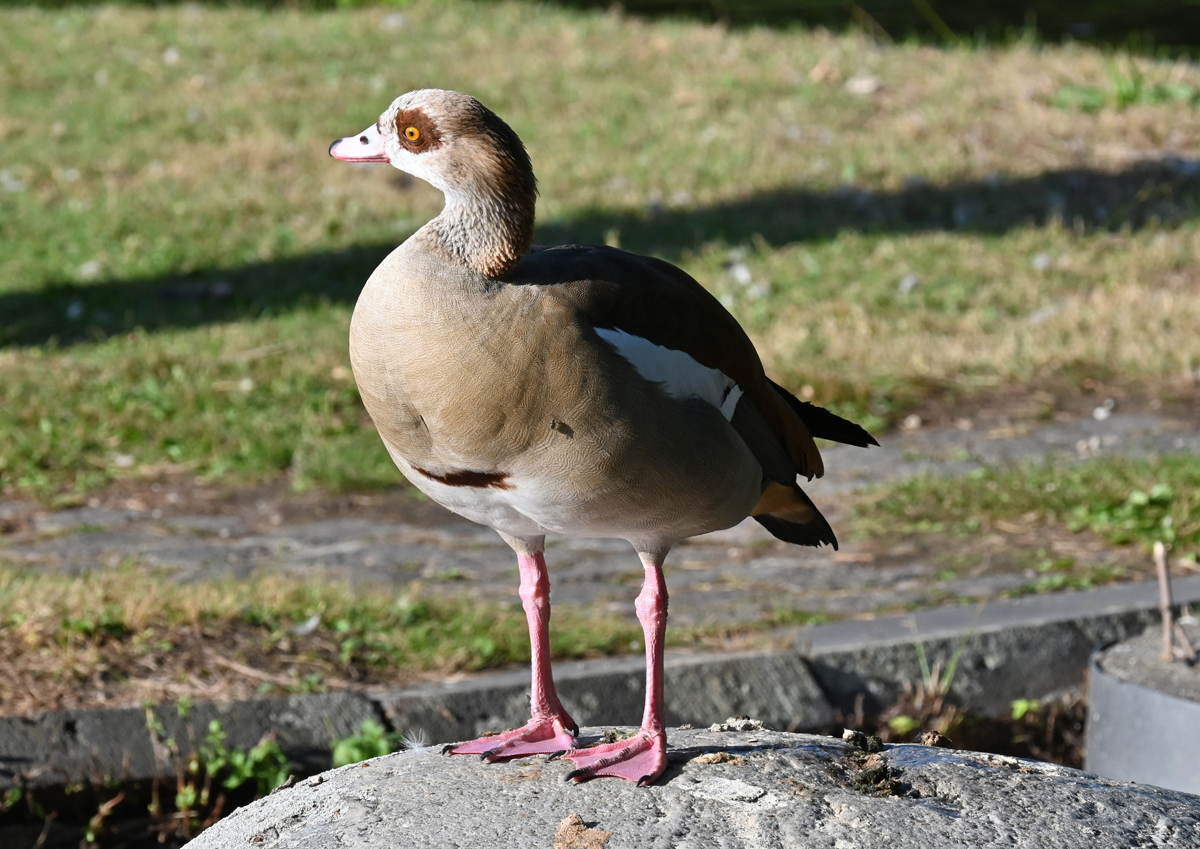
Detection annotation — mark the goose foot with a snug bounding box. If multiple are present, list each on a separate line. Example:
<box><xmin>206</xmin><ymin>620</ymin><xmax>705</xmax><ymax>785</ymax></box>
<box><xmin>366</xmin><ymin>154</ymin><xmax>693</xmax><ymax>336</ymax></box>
<box><xmin>444</xmin><ymin>714</ymin><xmax>578</xmax><ymax>761</ymax></box>
<box><xmin>562</xmin><ymin>729</ymin><xmax>667</xmax><ymax>786</ymax></box>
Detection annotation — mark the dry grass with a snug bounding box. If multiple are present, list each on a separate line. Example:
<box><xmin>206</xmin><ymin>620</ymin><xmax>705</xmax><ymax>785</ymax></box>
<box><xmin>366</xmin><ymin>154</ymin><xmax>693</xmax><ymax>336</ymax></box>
<box><xmin>750</xmin><ymin>227</ymin><xmax>1200</xmax><ymax>400</ymax></box>
<box><xmin>0</xmin><ymin>555</ymin><xmax>803</xmax><ymax>717</ymax></box>
<box><xmin>0</xmin><ymin>562</ymin><xmax>650</xmax><ymax>716</ymax></box>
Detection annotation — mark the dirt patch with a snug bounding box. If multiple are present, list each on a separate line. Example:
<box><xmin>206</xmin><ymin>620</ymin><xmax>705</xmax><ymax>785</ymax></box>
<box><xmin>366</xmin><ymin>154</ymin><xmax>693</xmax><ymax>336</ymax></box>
<box><xmin>553</xmin><ymin>814</ymin><xmax>612</xmax><ymax>849</ymax></box>
<box><xmin>692</xmin><ymin>751</ymin><xmax>747</xmax><ymax>765</ymax></box>
<box><xmin>0</xmin><ymin>609</ymin><xmax>426</xmax><ymax>718</ymax></box>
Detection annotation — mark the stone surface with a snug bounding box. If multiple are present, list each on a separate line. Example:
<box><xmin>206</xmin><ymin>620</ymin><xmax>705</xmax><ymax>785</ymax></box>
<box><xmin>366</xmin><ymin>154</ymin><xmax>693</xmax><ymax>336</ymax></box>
<box><xmin>1095</xmin><ymin>620</ymin><xmax>1200</xmax><ymax>702</ymax></box>
<box><xmin>187</xmin><ymin>728</ymin><xmax>1200</xmax><ymax>848</ymax></box>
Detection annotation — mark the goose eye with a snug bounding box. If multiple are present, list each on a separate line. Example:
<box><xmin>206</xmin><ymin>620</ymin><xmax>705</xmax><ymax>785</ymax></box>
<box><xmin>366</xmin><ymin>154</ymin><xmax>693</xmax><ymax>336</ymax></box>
<box><xmin>404</xmin><ymin>126</ymin><xmax>421</xmax><ymax>142</ymax></box>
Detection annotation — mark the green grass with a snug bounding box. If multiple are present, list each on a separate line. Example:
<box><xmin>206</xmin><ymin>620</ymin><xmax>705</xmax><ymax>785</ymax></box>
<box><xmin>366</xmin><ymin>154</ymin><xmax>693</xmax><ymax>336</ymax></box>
<box><xmin>1054</xmin><ymin>56</ymin><xmax>1200</xmax><ymax>112</ymax></box>
<box><xmin>0</xmin><ymin>558</ymin><xmax>825</xmax><ymax>713</ymax></box>
<box><xmin>3</xmin><ymin>2</ymin><xmax>1200</xmax><ymax>500</ymax></box>
<box><xmin>853</xmin><ymin>454</ymin><xmax>1200</xmax><ymax>562</ymax></box>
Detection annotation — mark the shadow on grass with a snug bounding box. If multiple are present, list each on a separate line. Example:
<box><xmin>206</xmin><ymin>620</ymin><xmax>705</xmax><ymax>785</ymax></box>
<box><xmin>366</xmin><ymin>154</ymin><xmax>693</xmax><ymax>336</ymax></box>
<box><xmin>5</xmin><ymin>156</ymin><xmax>1198</xmax><ymax>349</ymax></box>
<box><xmin>10</xmin><ymin>0</ymin><xmax>1200</xmax><ymax>50</ymax></box>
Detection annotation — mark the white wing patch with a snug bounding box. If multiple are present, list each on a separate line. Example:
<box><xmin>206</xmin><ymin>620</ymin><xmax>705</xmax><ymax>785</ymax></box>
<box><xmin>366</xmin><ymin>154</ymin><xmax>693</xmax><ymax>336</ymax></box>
<box><xmin>596</xmin><ymin>328</ymin><xmax>742</xmax><ymax>421</ymax></box>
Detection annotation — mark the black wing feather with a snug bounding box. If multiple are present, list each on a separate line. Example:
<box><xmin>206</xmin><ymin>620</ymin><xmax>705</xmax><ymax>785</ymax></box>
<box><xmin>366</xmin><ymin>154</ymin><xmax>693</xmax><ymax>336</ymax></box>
<box><xmin>753</xmin><ymin>483</ymin><xmax>838</xmax><ymax>549</ymax></box>
<box><xmin>768</xmin><ymin>378</ymin><xmax>878</xmax><ymax>448</ymax></box>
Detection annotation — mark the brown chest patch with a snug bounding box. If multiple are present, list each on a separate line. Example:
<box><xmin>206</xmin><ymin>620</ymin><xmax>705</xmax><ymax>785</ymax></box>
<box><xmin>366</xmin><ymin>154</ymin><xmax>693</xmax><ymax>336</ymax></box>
<box><xmin>413</xmin><ymin>466</ymin><xmax>513</xmax><ymax>490</ymax></box>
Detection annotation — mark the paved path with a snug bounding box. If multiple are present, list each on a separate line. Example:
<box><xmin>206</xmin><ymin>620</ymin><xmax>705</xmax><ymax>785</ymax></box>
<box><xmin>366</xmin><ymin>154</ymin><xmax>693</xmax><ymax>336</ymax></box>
<box><xmin>2</xmin><ymin>413</ymin><xmax>1197</xmax><ymax>625</ymax></box>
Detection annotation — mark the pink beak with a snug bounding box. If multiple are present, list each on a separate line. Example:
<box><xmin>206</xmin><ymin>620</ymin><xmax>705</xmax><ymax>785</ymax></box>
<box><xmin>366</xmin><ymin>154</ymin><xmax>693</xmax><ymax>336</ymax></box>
<box><xmin>329</xmin><ymin>122</ymin><xmax>388</xmax><ymax>163</ymax></box>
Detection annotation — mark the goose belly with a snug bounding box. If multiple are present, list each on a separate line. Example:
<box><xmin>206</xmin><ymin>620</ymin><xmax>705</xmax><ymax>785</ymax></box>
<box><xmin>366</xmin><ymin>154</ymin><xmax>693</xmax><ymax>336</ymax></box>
<box><xmin>348</xmin><ymin>254</ymin><xmax>762</xmax><ymax>545</ymax></box>
<box><xmin>387</xmin><ymin>393</ymin><xmax>762</xmax><ymax>547</ymax></box>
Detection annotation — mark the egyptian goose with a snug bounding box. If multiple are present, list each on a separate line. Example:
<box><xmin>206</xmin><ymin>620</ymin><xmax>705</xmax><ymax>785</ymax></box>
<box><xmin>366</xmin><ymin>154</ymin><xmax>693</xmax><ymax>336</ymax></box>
<box><xmin>329</xmin><ymin>90</ymin><xmax>876</xmax><ymax>785</ymax></box>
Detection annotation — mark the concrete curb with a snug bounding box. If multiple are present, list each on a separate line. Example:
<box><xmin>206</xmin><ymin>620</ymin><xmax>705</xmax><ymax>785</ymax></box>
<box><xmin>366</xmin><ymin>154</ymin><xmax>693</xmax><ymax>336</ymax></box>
<box><xmin>0</xmin><ymin>691</ymin><xmax>380</xmax><ymax>791</ymax></box>
<box><xmin>3</xmin><ymin>575</ymin><xmax>1199</xmax><ymax>791</ymax></box>
<box><xmin>801</xmin><ymin>573</ymin><xmax>1200</xmax><ymax>716</ymax></box>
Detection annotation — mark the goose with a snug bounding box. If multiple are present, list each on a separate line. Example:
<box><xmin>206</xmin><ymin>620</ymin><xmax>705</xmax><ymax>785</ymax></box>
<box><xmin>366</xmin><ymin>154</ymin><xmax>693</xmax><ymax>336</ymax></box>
<box><xmin>329</xmin><ymin>89</ymin><xmax>876</xmax><ymax>785</ymax></box>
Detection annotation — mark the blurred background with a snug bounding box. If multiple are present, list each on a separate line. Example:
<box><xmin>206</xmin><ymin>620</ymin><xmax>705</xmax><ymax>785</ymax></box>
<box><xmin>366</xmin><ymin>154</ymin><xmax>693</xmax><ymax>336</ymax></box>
<box><xmin>2</xmin><ymin>0</ymin><xmax>1199</xmax><ymax>842</ymax></box>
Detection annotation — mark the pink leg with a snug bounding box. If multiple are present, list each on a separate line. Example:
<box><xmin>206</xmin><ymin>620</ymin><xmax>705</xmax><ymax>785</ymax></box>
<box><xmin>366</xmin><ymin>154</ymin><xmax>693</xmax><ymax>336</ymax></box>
<box><xmin>446</xmin><ymin>550</ymin><xmax>578</xmax><ymax>760</ymax></box>
<box><xmin>564</xmin><ymin>552</ymin><xmax>668</xmax><ymax>786</ymax></box>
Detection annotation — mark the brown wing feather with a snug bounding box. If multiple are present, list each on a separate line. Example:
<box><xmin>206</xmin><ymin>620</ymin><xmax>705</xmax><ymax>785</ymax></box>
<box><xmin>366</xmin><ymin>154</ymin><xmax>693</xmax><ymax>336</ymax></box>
<box><xmin>505</xmin><ymin>244</ymin><xmax>823</xmax><ymax>478</ymax></box>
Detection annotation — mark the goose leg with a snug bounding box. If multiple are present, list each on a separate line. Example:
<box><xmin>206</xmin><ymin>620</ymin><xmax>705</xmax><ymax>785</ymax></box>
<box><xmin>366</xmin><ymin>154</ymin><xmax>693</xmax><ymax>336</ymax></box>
<box><xmin>563</xmin><ymin>550</ymin><xmax>668</xmax><ymax>785</ymax></box>
<box><xmin>446</xmin><ymin>543</ymin><xmax>578</xmax><ymax>760</ymax></box>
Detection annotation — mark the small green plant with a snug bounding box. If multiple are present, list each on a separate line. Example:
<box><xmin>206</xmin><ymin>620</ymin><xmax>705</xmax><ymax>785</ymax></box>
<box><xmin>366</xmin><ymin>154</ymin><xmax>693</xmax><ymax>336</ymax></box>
<box><xmin>1010</xmin><ymin>698</ymin><xmax>1040</xmax><ymax>721</ymax></box>
<box><xmin>143</xmin><ymin>709</ymin><xmax>289</xmax><ymax>843</ymax></box>
<box><xmin>84</xmin><ymin>793</ymin><xmax>125</xmax><ymax>846</ymax></box>
<box><xmin>878</xmin><ymin>606</ymin><xmax>985</xmax><ymax>743</ymax></box>
<box><xmin>194</xmin><ymin>720</ymin><xmax>291</xmax><ymax>799</ymax></box>
<box><xmin>1</xmin><ymin>786</ymin><xmax>23</xmax><ymax>812</ymax></box>
<box><xmin>1069</xmin><ymin>483</ymin><xmax>1178</xmax><ymax>545</ymax></box>
<box><xmin>332</xmin><ymin>720</ymin><xmax>402</xmax><ymax>767</ymax></box>
<box><xmin>1054</xmin><ymin>59</ymin><xmax>1200</xmax><ymax>112</ymax></box>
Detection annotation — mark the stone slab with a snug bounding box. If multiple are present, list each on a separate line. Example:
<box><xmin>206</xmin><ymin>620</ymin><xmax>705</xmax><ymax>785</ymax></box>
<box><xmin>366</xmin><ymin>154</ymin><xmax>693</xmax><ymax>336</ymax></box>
<box><xmin>187</xmin><ymin>727</ymin><xmax>1200</xmax><ymax>849</ymax></box>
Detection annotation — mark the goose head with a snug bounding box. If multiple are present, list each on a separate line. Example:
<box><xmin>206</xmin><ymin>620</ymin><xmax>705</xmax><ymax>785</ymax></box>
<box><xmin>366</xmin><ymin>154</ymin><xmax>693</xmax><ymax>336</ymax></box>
<box><xmin>330</xmin><ymin>89</ymin><xmax>537</xmax><ymax>277</ymax></box>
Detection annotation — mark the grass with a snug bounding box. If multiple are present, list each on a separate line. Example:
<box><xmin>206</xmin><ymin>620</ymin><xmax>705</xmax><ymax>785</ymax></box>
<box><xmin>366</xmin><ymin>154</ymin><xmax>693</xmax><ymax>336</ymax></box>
<box><xmin>0</xmin><ymin>557</ymin><xmax>822</xmax><ymax>715</ymax></box>
<box><xmin>2</xmin><ymin>2</ymin><xmax>1200</xmax><ymax>500</ymax></box>
<box><xmin>0</xmin><ymin>561</ymin><xmax>649</xmax><ymax>714</ymax></box>
<box><xmin>1054</xmin><ymin>55</ymin><xmax>1200</xmax><ymax>112</ymax></box>
<box><xmin>852</xmin><ymin>453</ymin><xmax>1200</xmax><ymax>565</ymax></box>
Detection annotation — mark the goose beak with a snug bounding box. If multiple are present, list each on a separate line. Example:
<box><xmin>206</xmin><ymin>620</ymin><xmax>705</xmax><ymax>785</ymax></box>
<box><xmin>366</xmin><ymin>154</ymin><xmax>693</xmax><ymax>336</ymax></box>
<box><xmin>329</xmin><ymin>123</ymin><xmax>389</xmax><ymax>163</ymax></box>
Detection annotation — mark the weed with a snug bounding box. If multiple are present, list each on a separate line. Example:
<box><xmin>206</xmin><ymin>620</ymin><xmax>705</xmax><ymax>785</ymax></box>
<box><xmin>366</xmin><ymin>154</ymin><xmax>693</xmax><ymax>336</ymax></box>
<box><xmin>1010</xmin><ymin>698</ymin><xmax>1040</xmax><ymax>721</ymax></box>
<box><xmin>194</xmin><ymin>721</ymin><xmax>291</xmax><ymax>799</ymax></box>
<box><xmin>1009</xmin><ymin>564</ymin><xmax>1126</xmax><ymax>596</ymax></box>
<box><xmin>978</xmin><ymin>692</ymin><xmax>1087</xmax><ymax>766</ymax></box>
<box><xmin>878</xmin><ymin>606</ymin><xmax>983</xmax><ymax>742</ymax></box>
<box><xmin>1</xmin><ymin>786</ymin><xmax>23</xmax><ymax>812</ymax></box>
<box><xmin>84</xmin><ymin>792</ymin><xmax>124</xmax><ymax>846</ymax></box>
<box><xmin>1068</xmin><ymin>482</ymin><xmax>1180</xmax><ymax>544</ymax></box>
<box><xmin>331</xmin><ymin>720</ymin><xmax>401</xmax><ymax>767</ymax></box>
<box><xmin>1055</xmin><ymin>57</ymin><xmax>1200</xmax><ymax>112</ymax></box>
<box><xmin>143</xmin><ymin>712</ymin><xmax>289</xmax><ymax>843</ymax></box>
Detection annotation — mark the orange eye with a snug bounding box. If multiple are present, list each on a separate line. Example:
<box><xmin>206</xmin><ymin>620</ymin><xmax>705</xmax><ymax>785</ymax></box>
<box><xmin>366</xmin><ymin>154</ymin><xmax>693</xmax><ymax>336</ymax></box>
<box><xmin>404</xmin><ymin>126</ymin><xmax>421</xmax><ymax>142</ymax></box>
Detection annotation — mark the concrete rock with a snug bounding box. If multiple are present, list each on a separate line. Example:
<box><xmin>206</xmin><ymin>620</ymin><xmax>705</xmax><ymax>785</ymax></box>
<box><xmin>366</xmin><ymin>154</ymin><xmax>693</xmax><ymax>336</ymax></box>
<box><xmin>1093</xmin><ymin>621</ymin><xmax>1200</xmax><ymax>703</ymax></box>
<box><xmin>1086</xmin><ymin>623</ymin><xmax>1200</xmax><ymax>795</ymax></box>
<box><xmin>187</xmin><ymin>728</ymin><xmax>1200</xmax><ymax>848</ymax></box>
